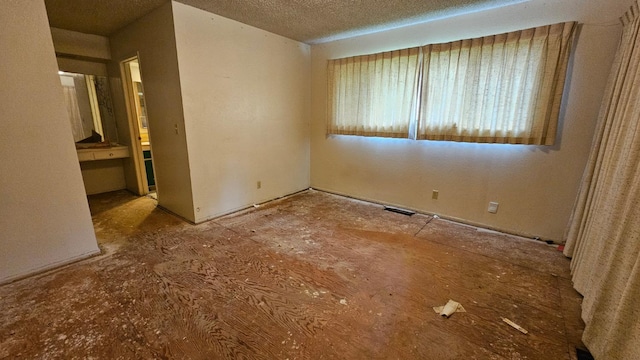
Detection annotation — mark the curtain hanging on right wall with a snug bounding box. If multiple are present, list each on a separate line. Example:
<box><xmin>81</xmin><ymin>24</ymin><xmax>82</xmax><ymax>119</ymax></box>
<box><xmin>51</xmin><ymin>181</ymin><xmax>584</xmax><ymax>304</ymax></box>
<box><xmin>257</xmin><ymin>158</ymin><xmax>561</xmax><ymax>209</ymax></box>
<box><xmin>564</xmin><ymin>2</ymin><xmax>640</xmax><ymax>359</ymax></box>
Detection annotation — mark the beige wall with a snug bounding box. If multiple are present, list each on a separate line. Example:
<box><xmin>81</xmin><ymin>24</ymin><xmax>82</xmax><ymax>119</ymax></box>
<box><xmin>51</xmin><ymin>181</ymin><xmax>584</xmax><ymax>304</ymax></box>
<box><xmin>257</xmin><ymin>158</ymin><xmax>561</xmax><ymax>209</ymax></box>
<box><xmin>172</xmin><ymin>2</ymin><xmax>311</xmax><ymax>222</ymax></box>
<box><xmin>57</xmin><ymin>57</ymin><xmax>108</xmax><ymax>77</ymax></box>
<box><xmin>310</xmin><ymin>0</ymin><xmax>628</xmax><ymax>241</ymax></box>
<box><xmin>50</xmin><ymin>27</ymin><xmax>111</xmax><ymax>60</ymax></box>
<box><xmin>0</xmin><ymin>0</ymin><xmax>99</xmax><ymax>283</ymax></box>
<box><xmin>109</xmin><ymin>2</ymin><xmax>195</xmax><ymax>221</ymax></box>
<box><xmin>80</xmin><ymin>160</ymin><xmax>127</xmax><ymax>195</ymax></box>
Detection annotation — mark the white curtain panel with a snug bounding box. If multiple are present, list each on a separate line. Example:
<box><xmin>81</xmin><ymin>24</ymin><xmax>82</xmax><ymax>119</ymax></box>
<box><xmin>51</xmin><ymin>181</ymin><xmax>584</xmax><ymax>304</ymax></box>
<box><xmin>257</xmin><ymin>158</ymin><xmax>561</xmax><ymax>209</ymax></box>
<box><xmin>417</xmin><ymin>22</ymin><xmax>576</xmax><ymax>145</ymax></box>
<box><xmin>564</xmin><ymin>3</ymin><xmax>640</xmax><ymax>359</ymax></box>
<box><xmin>327</xmin><ymin>47</ymin><xmax>421</xmax><ymax>138</ymax></box>
<box><xmin>61</xmin><ymin>85</ymin><xmax>86</xmax><ymax>142</ymax></box>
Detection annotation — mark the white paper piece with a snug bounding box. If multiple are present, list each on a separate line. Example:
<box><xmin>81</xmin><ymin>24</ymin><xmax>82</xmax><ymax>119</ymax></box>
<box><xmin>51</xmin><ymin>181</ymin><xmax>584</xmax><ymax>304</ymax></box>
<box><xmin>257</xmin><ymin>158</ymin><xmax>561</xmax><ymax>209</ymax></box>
<box><xmin>433</xmin><ymin>299</ymin><xmax>466</xmax><ymax>317</ymax></box>
<box><xmin>501</xmin><ymin>317</ymin><xmax>528</xmax><ymax>334</ymax></box>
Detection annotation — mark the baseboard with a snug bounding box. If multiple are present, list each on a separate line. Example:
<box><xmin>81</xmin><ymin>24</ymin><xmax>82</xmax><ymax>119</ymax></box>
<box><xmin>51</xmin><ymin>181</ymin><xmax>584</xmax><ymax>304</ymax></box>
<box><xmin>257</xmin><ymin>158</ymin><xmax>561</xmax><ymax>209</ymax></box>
<box><xmin>0</xmin><ymin>249</ymin><xmax>101</xmax><ymax>286</ymax></box>
<box><xmin>192</xmin><ymin>188</ymin><xmax>311</xmax><ymax>224</ymax></box>
<box><xmin>310</xmin><ymin>186</ymin><xmax>555</xmax><ymax>244</ymax></box>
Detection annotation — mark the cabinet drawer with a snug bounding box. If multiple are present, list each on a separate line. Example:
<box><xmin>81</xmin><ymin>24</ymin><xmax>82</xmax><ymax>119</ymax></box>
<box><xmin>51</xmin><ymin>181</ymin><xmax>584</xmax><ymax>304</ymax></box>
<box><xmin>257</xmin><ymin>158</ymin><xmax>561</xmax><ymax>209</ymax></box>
<box><xmin>93</xmin><ymin>147</ymin><xmax>129</xmax><ymax>160</ymax></box>
<box><xmin>76</xmin><ymin>146</ymin><xmax>130</xmax><ymax>162</ymax></box>
<box><xmin>77</xmin><ymin>151</ymin><xmax>95</xmax><ymax>162</ymax></box>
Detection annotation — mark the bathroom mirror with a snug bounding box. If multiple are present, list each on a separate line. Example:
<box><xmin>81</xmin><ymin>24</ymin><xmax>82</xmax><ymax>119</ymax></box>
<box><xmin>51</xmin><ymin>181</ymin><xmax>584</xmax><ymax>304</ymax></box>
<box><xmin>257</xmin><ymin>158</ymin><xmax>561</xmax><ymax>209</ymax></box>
<box><xmin>59</xmin><ymin>71</ymin><xmax>118</xmax><ymax>147</ymax></box>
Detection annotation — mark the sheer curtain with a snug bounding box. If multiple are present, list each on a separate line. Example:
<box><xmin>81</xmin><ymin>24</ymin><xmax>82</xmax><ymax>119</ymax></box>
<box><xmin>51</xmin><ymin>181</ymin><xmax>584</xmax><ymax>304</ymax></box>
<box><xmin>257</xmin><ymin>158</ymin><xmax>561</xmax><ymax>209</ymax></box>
<box><xmin>61</xmin><ymin>85</ymin><xmax>86</xmax><ymax>142</ymax></box>
<box><xmin>327</xmin><ymin>47</ymin><xmax>421</xmax><ymax>138</ymax></box>
<box><xmin>417</xmin><ymin>22</ymin><xmax>576</xmax><ymax>144</ymax></box>
<box><xmin>563</xmin><ymin>3</ymin><xmax>640</xmax><ymax>359</ymax></box>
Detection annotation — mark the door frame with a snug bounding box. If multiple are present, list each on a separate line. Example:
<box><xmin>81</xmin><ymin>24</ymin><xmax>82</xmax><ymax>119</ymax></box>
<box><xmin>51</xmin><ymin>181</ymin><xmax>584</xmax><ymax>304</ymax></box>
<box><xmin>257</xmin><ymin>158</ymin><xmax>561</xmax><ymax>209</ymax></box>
<box><xmin>120</xmin><ymin>55</ymin><xmax>149</xmax><ymax>196</ymax></box>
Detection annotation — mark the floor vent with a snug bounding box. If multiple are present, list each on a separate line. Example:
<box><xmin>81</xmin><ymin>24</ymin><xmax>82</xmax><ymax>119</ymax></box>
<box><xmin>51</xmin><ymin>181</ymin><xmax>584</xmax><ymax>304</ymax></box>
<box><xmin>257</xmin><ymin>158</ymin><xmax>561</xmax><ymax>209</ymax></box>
<box><xmin>384</xmin><ymin>206</ymin><xmax>415</xmax><ymax>216</ymax></box>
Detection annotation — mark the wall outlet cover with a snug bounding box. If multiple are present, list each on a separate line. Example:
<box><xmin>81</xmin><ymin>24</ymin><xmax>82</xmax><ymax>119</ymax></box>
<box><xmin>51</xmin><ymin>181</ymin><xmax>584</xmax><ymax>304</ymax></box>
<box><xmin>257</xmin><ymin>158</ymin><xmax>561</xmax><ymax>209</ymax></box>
<box><xmin>488</xmin><ymin>202</ymin><xmax>499</xmax><ymax>214</ymax></box>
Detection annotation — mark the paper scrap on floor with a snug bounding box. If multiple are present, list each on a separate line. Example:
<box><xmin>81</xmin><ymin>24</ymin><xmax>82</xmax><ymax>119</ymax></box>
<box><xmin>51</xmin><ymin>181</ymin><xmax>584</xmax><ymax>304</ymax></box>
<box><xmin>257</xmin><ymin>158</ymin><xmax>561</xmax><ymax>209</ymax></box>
<box><xmin>501</xmin><ymin>317</ymin><xmax>528</xmax><ymax>334</ymax></box>
<box><xmin>433</xmin><ymin>299</ymin><xmax>466</xmax><ymax>317</ymax></box>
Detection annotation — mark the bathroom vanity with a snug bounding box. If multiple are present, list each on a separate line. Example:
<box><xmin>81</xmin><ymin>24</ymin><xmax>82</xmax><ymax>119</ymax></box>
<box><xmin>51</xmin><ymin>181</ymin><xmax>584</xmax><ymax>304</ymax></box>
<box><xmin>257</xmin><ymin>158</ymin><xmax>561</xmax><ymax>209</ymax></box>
<box><xmin>76</xmin><ymin>145</ymin><xmax>130</xmax><ymax>195</ymax></box>
<box><xmin>76</xmin><ymin>145</ymin><xmax>130</xmax><ymax>162</ymax></box>
<box><xmin>59</xmin><ymin>70</ymin><xmax>131</xmax><ymax>195</ymax></box>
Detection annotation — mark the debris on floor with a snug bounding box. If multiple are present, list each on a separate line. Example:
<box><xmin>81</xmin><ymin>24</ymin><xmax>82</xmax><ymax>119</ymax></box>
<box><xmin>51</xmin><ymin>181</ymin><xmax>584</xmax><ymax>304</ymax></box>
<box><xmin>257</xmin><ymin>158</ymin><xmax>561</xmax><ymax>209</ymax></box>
<box><xmin>0</xmin><ymin>189</ymin><xmax>585</xmax><ymax>359</ymax></box>
<box><xmin>501</xmin><ymin>317</ymin><xmax>529</xmax><ymax>334</ymax></box>
<box><xmin>433</xmin><ymin>299</ymin><xmax>466</xmax><ymax>317</ymax></box>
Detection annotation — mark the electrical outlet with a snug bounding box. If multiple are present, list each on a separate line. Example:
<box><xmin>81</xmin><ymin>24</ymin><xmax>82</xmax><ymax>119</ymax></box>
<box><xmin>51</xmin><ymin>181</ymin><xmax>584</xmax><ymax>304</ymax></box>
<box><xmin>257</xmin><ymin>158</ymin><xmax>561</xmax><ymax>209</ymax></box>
<box><xmin>488</xmin><ymin>202</ymin><xmax>499</xmax><ymax>214</ymax></box>
<box><xmin>257</xmin><ymin>181</ymin><xmax>261</xmax><ymax>189</ymax></box>
<box><xmin>432</xmin><ymin>190</ymin><xmax>439</xmax><ymax>200</ymax></box>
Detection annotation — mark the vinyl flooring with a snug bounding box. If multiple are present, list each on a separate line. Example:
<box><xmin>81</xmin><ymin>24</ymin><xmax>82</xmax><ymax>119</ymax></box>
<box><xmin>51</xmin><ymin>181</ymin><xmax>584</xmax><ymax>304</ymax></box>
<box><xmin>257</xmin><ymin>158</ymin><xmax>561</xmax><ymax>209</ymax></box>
<box><xmin>0</xmin><ymin>189</ymin><xmax>585</xmax><ymax>359</ymax></box>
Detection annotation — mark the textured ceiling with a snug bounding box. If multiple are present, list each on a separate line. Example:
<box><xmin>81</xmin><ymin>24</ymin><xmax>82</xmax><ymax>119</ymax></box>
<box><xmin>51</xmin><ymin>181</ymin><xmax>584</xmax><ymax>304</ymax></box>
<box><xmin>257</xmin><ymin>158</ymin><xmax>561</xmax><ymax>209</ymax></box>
<box><xmin>45</xmin><ymin>0</ymin><xmax>520</xmax><ymax>44</ymax></box>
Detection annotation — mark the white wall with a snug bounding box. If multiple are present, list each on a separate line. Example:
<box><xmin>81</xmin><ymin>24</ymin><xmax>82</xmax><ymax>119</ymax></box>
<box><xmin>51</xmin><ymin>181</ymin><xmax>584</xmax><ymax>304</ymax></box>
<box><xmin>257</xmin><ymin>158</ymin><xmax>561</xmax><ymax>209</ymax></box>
<box><xmin>172</xmin><ymin>2</ymin><xmax>311</xmax><ymax>222</ymax></box>
<box><xmin>109</xmin><ymin>2</ymin><xmax>195</xmax><ymax>221</ymax></box>
<box><xmin>0</xmin><ymin>0</ymin><xmax>99</xmax><ymax>283</ymax></box>
<box><xmin>310</xmin><ymin>0</ymin><xmax>629</xmax><ymax>241</ymax></box>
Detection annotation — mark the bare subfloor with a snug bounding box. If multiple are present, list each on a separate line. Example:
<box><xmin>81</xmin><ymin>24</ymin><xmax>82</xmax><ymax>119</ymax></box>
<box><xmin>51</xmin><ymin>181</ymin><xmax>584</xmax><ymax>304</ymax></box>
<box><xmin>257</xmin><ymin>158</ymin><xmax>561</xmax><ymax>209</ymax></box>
<box><xmin>0</xmin><ymin>190</ymin><xmax>585</xmax><ymax>359</ymax></box>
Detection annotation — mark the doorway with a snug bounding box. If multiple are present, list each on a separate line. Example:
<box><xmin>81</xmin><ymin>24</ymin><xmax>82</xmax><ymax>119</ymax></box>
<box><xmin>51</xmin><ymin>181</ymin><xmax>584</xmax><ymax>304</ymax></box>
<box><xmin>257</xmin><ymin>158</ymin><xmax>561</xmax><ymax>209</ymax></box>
<box><xmin>122</xmin><ymin>57</ymin><xmax>156</xmax><ymax>196</ymax></box>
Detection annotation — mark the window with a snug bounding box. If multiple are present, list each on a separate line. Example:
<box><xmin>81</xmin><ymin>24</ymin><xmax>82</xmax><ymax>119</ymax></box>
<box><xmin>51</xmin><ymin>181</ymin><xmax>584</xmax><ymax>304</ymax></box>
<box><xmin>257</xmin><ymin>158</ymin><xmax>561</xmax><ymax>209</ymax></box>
<box><xmin>327</xmin><ymin>47</ymin><xmax>421</xmax><ymax>138</ymax></box>
<box><xmin>327</xmin><ymin>22</ymin><xmax>577</xmax><ymax>145</ymax></box>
